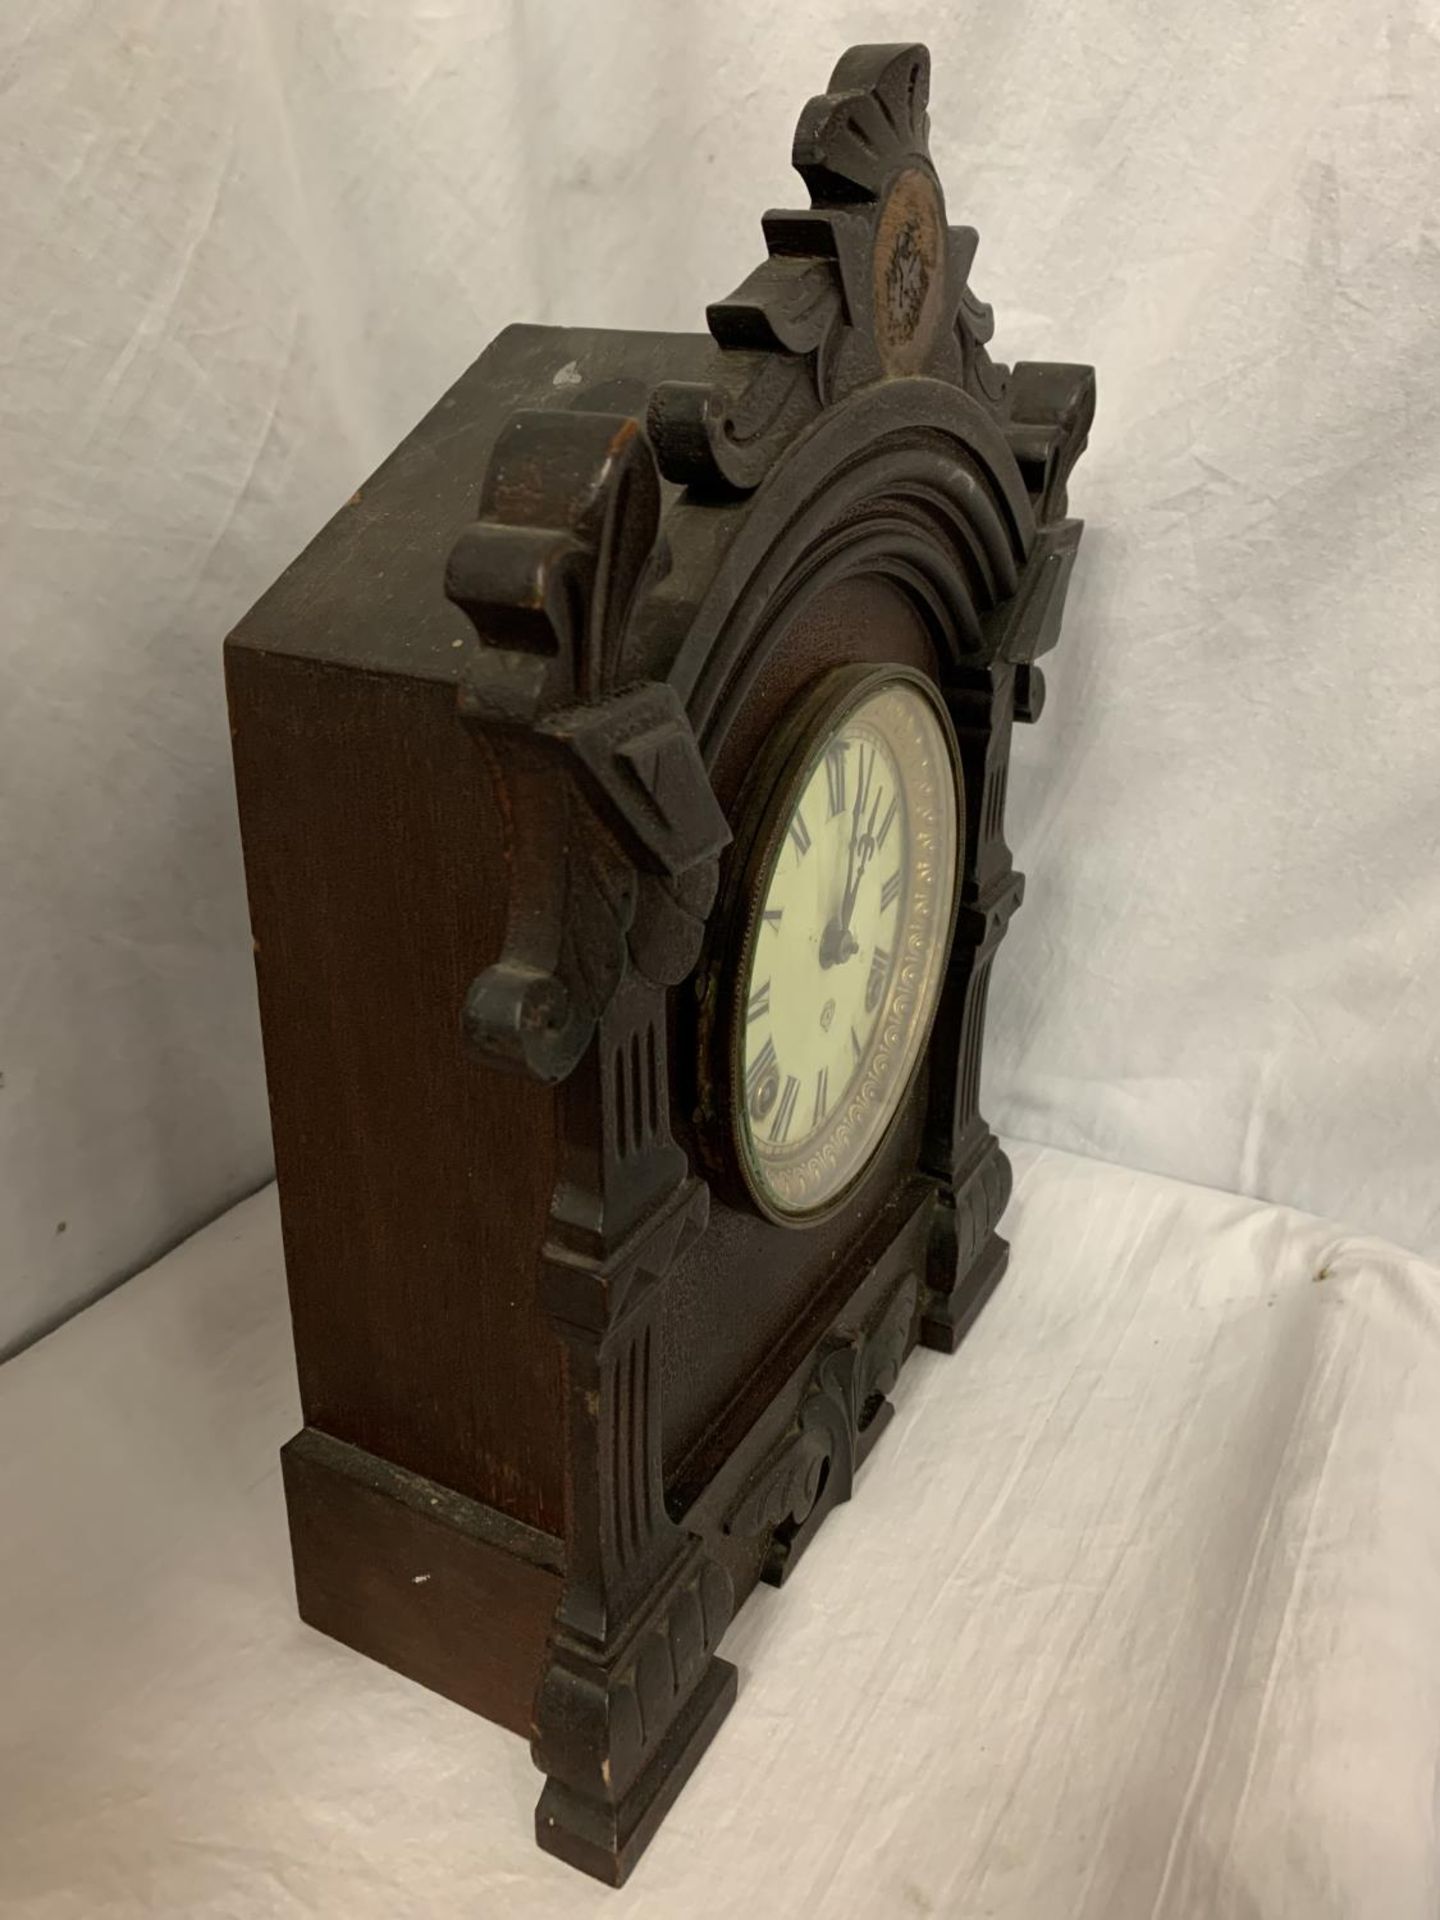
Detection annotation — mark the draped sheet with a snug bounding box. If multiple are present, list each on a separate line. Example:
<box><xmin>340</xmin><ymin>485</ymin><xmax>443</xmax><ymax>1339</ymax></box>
<box><xmin>4</xmin><ymin>0</ymin><xmax>1440</xmax><ymax>1356</ymax></box>
<box><xmin>3</xmin><ymin>1142</ymin><xmax>1437</xmax><ymax>1918</ymax></box>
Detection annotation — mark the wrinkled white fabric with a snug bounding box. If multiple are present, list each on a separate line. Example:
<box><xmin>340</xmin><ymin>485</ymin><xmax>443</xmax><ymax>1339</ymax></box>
<box><xmin>2</xmin><ymin>5</ymin><xmax>1438</xmax><ymax>1346</ymax></box>
<box><xmin>2</xmin><ymin>1143</ymin><xmax>1438</xmax><ymax>1918</ymax></box>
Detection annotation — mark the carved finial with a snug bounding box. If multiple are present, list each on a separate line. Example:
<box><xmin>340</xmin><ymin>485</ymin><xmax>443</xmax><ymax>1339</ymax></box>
<box><xmin>649</xmin><ymin>44</ymin><xmax>1008</xmax><ymax>492</ymax></box>
<box><xmin>445</xmin><ymin>410</ymin><xmax>662</xmax><ymax>722</ymax></box>
<box><xmin>443</xmin><ymin>410</ymin><xmax>729</xmax><ymax>1084</ymax></box>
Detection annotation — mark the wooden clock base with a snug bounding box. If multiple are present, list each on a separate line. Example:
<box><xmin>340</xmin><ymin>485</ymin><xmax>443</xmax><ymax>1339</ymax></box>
<box><xmin>275</xmin><ymin>1144</ymin><xmax>1010</xmax><ymax>1883</ymax></box>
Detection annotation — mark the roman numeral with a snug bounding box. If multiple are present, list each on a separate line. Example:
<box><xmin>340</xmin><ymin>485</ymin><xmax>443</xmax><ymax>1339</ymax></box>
<box><xmin>855</xmin><ymin>745</ymin><xmax>873</xmax><ymax>819</ymax></box>
<box><xmin>866</xmin><ymin>945</ymin><xmax>891</xmax><ymax>1012</ymax></box>
<box><xmin>876</xmin><ymin>793</ymin><xmax>900</xmax><ymax>851</ymax></box>
<box><xmin>850</xmin><ymin>1024</ymin><xmax>862</xmax><ymax>1062</ymax></box>
<box><xmin>770</xmin><ymin>1073</ymin><xmax>800</xmax><ymax>1143</ymax></box>
<box><xmin>812</xmin><ymin>1066</ymin><xmax>829</xmax><ymax>1128</ymax></box>
<box><xmin>880</xmin><ymin>869</ymin><xmax>902</xmax><ymax>912</ymax></box>
<box><xmin>788</xmin><ymin>810</ymin><xmax>812</xmax><ymax>860</ymax></box>
<box><xmin>747</xmin><ymin>980</ymin><xmax>771</xmax><ymax>1024</ymax></box>
<box><xmin>762</xmin><ymin>907</ymin><xmax>783</xmax><ymax>930</ymax></box>
<box><xmin>745</xmin><ymin>1035</ymin><xmax>777</xmax><ymax>1102</ymax></box>
<box><xmin>824</xmin><ymin>742</ymin><xmax>848</xmax><ymax>817</ymax></box>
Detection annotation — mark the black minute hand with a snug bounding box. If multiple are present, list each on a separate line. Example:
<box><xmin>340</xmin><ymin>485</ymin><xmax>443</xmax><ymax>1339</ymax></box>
<box><xmin>839</xmin><ymin>743</ymin><xmax>867</xmax><ymax>926</ymax></box>
<box><xmin>840</xmin><ymin>752</ymin><xmax>882</xmax><ymax>935</ymax></box>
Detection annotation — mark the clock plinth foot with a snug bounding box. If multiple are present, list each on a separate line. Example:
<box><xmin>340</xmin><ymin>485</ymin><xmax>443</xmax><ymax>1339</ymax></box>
<box><xmin>532</xmin><ymin>1541</ymin><xmax>736</xmax><ymax>1887</ymax></box>
<box><xmin>535</xmin><ymin>1654</ymin><xmax>737</xmax><ymax>1887</ymax></box>
<box><xmin>921</xmin><ymin>1228</ymin><xmax>1009</xmax><ymax>1353</ymax></box>
<box><xmin>922</xmin><ymin>1136</ymin><xmax>1013</xmax><ymax>1352</ymax></box>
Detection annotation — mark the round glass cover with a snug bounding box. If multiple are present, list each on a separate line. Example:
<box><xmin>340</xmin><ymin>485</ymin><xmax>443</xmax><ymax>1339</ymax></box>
<box><xmin>733</xmin><ymin>671</ymin><xmax>960</xmax><ymax>1219</ymax></box>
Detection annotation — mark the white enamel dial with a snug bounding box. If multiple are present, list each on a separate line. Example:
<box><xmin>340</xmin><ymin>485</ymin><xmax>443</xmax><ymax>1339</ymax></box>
<box><xmin>732</xmin><ymin>672</ymin><xmax>960</xmax><ymax>1219</ymax></box>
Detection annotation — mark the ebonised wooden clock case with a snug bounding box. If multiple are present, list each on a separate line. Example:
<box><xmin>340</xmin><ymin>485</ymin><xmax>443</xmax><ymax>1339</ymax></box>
<box><xmin>226</xmin><ymin>43</ymin><xmax>1093</xmax><ymax>1887</ymax></box>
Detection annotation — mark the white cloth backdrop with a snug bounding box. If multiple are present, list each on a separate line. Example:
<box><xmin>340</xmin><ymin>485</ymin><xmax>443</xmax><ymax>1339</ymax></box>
<box><xmin>3</xmin><ymin>0</ymin><xmax>1440</xmax><ymax>1354</ymax></box>
<box><xmin>4</xmin><ymin>1143</ymin><xmax>1439</xmax><ymax>1918</ymax></box>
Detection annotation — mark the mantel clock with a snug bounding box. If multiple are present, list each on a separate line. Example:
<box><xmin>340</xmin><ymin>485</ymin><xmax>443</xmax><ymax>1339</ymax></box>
<box><xmin>227</xmin><ymin>43</ymin><xmax>1093</xmax><ymax>1886</ymax></box>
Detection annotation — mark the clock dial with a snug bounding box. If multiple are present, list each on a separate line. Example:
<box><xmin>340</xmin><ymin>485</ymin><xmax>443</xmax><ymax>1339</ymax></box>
<box><xmin>732</xmin><ymin>671</ymin><xmax>960</xmax><ymax>1220</ymax></box>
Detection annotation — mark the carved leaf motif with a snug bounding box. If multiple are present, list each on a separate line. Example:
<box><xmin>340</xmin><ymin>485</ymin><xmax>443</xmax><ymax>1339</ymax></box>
<box><xmin>722</xmin><ymin>1272</ymin><xmax>920</xmax><ymax>1585</ymax></box>
<box><xmin>725</xmin><ymin>1427</ymin><xmax>831</xmax><ymax>1542</ymax></box>
<box><xmin>647</xmin><ymin>44</ymin><xmax>1008</xmax><ymax>493</ymax></box>
<box><xmin>792</xmin><ymin>44</ymin><xmax>932</xmax><ymax>203</ymax></box>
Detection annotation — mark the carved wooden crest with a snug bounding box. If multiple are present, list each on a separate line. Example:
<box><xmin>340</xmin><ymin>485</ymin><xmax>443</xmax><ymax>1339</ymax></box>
<box><xmin>649</xmin><ymin>45</ymin><xmax>1012</xmax><ymax>490</ymax></box>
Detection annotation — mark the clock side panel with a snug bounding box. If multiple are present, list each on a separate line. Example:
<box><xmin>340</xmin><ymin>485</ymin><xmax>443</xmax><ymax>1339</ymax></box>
<box><xmin>662</xmin><ymin>573</ymin><xmax>943</xmax><ymax>1485</ymax></box>
<box><xmin>226</xmin><ymin>645</ymin><xmax>565</xmax><ymax>1538</ymax></box>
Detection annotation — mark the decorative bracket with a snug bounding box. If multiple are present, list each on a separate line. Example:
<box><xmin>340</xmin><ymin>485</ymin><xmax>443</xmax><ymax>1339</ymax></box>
<box><xmin>446</xmin><ymin>415</ymin><xmax>742</xmax><ymax>1880</ymax></box>
<box><xmin>445</xmin><ymin>411</ymin><xmax>730</xmax><ymax>1083</ymax></box>
<box><xmin>435</xmin><ymin>38</ymin><xmax>1094</xmax><ymax>1891</ymax></box>
<box><xmin>533</xmin><ymin>1159</ymin><xmax>737</xmax><ymax>1885</ymax></box>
